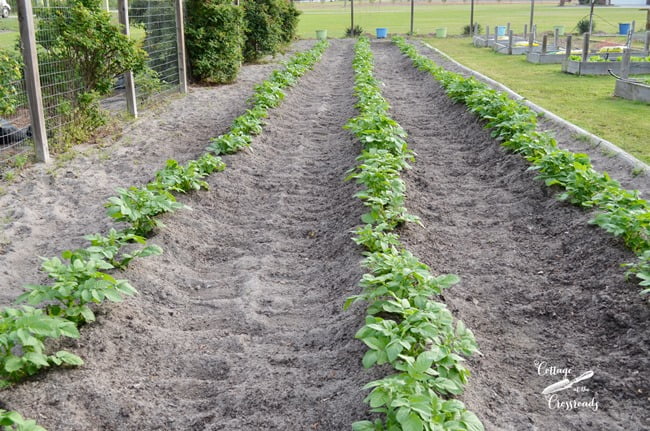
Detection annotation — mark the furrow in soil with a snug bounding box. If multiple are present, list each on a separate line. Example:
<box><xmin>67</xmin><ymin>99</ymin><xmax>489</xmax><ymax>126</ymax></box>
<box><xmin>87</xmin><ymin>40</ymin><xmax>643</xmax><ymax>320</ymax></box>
<box><xmin>371</xmin><ymin>40</ymin><xmax>649</xmax><ymax>431</ymax></box>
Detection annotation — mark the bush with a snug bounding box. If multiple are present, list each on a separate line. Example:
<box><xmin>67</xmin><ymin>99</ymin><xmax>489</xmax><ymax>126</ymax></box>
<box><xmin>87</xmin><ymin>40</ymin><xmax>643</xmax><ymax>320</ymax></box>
<box><xmin>37</xmin><ymin>0</ymin><xmax>146</xmax><ymax>95</ymax></box>
<box><xmin>0</xmin><ymin>49</ymin><xmax>22</xmax><ymax>116</ymax></box>
<box><xmin>185</xmin><ymin>0</ymin><xmax>245</xmax><ymax>84</ymax></box>
<box><xmin>462</xmin><ymin>23</ymin><xmax>482</xmax><ymax>36</ymax></box>
<box><xmin>345</xmin><ymin>25</ymin><xmax>364</xmax><ymax>37</ymax></box>
<box><xmin>242</xmin><ymin>0</ymin><xmax>282</xmax><ymax>62</ymax></box>
<box><xmin>577</xmin><ymin>18</ymin><xmax>593</xmax><ymax>34</ymax></box>
<box><xmin>277</xmin><ymin>0</ymin><xmax>301</xmax><ymax>44</ymax></box>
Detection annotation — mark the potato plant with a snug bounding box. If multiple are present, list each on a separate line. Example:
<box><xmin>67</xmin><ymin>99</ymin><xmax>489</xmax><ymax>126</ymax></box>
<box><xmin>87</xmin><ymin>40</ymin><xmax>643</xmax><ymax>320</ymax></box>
<box><xmin>0</xmin><ymin>306</ymin><xmax>82</xmax><ymax>387</ymax></box>
<box><xmin>347</xmin><ymin>37</ymin><xmax>483</xmax><ymax>431</ymax></box>
<box><xmin>393</xmin><ymin>36</ymin><xmax>650</xmax><ymax>294</ymax></box>
<box><xmin>105</xmin><ymin>185</ymin><xmax>188</xmax><ymax>237</ymax></box>
<box><xmin>17</xmin><ymin>252</ymin><xmax>137</xmax><ymax>325</ymax></box>
<box><xmin>0</xmin><ymin>409</ymin><xmax>47</xmax><ymax>431</ymax></box>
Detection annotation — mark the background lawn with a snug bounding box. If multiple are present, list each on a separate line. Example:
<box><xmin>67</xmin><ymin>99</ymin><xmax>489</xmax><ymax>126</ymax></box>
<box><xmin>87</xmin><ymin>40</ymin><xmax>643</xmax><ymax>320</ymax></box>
<box><xmin>296</xmin><ymin>1</ymin><xmax>648</xmax><ymax>39</ymax></box>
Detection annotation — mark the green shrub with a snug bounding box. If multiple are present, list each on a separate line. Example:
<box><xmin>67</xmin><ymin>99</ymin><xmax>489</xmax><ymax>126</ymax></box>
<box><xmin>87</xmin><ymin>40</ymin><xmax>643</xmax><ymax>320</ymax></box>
<box><xmin>345</xmin><ymin>24</ymin><xmax>364</xmax><ymax>37</ymax></box>
<box><xmin>185</xmin><ymin>0</ymin><xmax>245</xmax><ymax>84</ymax></box>
<box><xmin>277</xmin><ymin>0</ymin><xmax>301</xmax><ymax>44</ymax></box>
<box><xmin>37</xmin><ymin>0</ymin><xmax>146</xmax><ymax>95</ymax></box>
<box><xmin>243</xmin><ymin>0</ymin><xmax>281</xmax><ymax>62</ymax></box>
<box><xmin>0</xmin><ymin>49</ymin><xmax>22</xmax><ymax>117</ymax></box>
<box><xmin>462</xmin><ymin>23</ymin><xmax>482</xmax><ymax>36</ymax></box>
<box><xmin>577</xmin><ymin>18</ymin><xmax>593</xmax><ymax>35</ymax></box>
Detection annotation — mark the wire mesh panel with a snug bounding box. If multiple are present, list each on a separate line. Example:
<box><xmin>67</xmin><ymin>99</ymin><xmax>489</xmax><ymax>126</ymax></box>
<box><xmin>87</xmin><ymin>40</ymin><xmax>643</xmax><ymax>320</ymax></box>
<box><xmin>0</xmin><ymin>51</ymin><xmax>32</xmax><ymax>166</ymax></box>
<box><xmin>31</xmin><ymin>1</ymin><xmax>85</xmax><ymax>149</ymax></box>
<box><xmin>0</xmin><ymin>15</ymin><xmax>32</xmax><ymax>167</ymax></box>
<box><xmin>129</xmin><ymin>0</ymin><xmax>180</xmax><ymax>107</ymax></box>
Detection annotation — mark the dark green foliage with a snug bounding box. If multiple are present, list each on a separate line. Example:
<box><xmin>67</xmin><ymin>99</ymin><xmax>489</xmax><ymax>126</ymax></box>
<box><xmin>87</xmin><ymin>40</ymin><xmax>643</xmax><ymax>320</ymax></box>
<box><xmin>185</xmin><ymin>0</ymin><xmax>245</xmax><ymax>84</ymax></box>
<box><xmin>37</xmin><ymin>0</ymin><xmax>146</xmax><ymax>95</ymax></box>
<box><xmin>577</xmin><ymin>18</ymin><xmax>593</xmax><ymax>34</ymax></box>
<box><xmin>277</xmin><ymin>0</ymin><xmax>301</xmax><ymax>44</ymax></box>
<box><xmin>242</xmin><ymin>0</ymin><xmax>298</xmax><ymax>62</ymax></box>
<box><xmin>345</xmin><ymin>25</ymin><xmax>364</xmax><ymax>37</ymax></box>
<box><xmin>242</xmin><ymin>0</ymin><xmax>282</xmax><ymax>62</ymax></box>
<box><xmin>462</xmin><ymin>23</ymin><xmax>482</xmax><ymax>35</ymax></box>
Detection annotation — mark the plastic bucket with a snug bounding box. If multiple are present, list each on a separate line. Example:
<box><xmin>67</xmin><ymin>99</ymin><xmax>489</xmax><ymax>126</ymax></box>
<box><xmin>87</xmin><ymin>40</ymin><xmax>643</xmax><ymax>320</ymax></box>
<box><xmin>496</xmin><ymin>26</ymin><xmax>507</xmax><ymax>36</ymax></box>
<box><xmin>619</xmin><ymin>22</ymin><xmax>631</xmax><ymax>35</ymax></box>
<box><xmin>315</xmin><ymin>29</ymin><xmax>327</xmax><ymax>40</ymax></box>
<box><xmin>376</xmin><ymin>28</ymin><xmax>388</xmax><ymax>39</ymax></box>
<box><xmin>435</xmin><ymin>27</ymin><xmax>447</xmax><ymax>38</ymax></box>
<box><xmin>553</xmin><ymin>25</ymin><xmax>565</xmax><ymax>36</ymax></box>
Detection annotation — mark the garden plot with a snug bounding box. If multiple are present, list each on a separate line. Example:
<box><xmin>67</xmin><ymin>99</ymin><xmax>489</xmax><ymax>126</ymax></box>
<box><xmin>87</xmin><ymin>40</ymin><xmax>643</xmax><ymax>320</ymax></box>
<box><xmin>0</xmin><ymin>38</ymin><xmax>648</xmax><ymax>431</ymax></box>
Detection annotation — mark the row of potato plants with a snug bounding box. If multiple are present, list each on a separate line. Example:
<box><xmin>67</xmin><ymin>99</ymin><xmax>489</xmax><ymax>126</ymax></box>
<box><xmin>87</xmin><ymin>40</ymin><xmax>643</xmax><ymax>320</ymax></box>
<box><xmin>393</xmin><ymin>36</ymin><xmax>650</xmax><ymax>295</ymax></box>
<box><xmin>0</xmin><ymin>41</ymin><xmax>329</xmax><ymax>430</ymax></box>
<box><xmin>346</xmin><ymin>37</ymin><xmax>483</xmax><ymax>431</ymax></box>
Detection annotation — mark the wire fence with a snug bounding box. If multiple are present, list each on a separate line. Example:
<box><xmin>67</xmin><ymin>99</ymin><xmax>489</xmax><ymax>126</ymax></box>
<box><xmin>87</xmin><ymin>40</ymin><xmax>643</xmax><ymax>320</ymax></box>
<box><xmin>129</xmin><ymin>0</ymin><xmax>180</xmax><ymax>107</ymax></box>
<box><xmin>0</xmin><ymin>42</ymin><xmax>32</xmax><ymax>169</ymax></box>
<box><xmin>0</xmin><ymin>0</ymin><xmax>185</xmax><ymax>169</ymax></box>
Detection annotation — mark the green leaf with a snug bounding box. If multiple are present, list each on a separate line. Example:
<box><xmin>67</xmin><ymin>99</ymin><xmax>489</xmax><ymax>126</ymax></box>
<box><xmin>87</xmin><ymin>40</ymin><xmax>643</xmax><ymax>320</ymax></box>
<box><xmin>4</xmin><ymin>355</ymin><xmax>23</xmax><ymax>373</ymax></box>
<box><xmin>362</xmin><ymin>350</ymin><xmax>379</xmax><ymax>368</ymax></box>
<box><xmin>399</xmin><ymin>411</ymin><xmax>423</xmax><ymax>431</ymax></box>
<box><xmin>462</xmin><ymin>411</ymin><xmax>485</xmax><ymax>431</ymax></box>
<box><xmin>55</xmin><ymin>350</ymin><xmax>84</xmax><ymax>366</ymax></box>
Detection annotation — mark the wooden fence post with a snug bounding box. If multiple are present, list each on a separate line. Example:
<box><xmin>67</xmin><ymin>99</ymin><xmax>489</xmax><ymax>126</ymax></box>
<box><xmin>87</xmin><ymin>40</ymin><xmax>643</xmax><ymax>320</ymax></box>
<box><xmin>118</xmin><ymin>0</ymin><xmax>138</xmax><ymax>118</ymax></box>
<box><xmin>175</xmin><ymin>0</ymin><xmax>188</xmax><ymax>94</ymax></box>
<box><xmin>17</xmin><ymin>0</ymin><xmax>49</xmax><ymax>163</ymax></box>
<box><xmin>554</xmin><ymin>27</ymin><xmax>559</xmax><ymax>48</ymax></box>
<box><xmin>621</xmin><ymin>48</ymin><xmax>632</xmax><ymax>79</ymax></box>
<box><xmin>508</xmin><ymin>30</ymin><xmax>514</xmax><ymax>55</ymax></box>
<box><xmin>581</xmin><ymin>33</ymin><xmax>590</xmax><ymax>62</ymax></box>
<box><xmin>485</xmin><ymin>25</ymin><xmax>490</xmax><ymax>47</ymax></box>
<box><xmin>562</xmin><ymin>35</ymin><xmax>572</xmax><ymax>72</ymax></box>
<box><xmin>542</xmin><ymin>34</ymin><xmax>548</xmax><ymax>55</ymax></box>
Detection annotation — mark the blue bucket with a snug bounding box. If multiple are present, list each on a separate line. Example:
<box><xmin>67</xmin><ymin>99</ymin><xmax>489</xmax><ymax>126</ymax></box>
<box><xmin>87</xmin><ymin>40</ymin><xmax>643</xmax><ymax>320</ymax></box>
<box><xmin>496</xmin><ymin>26</ymin><xmax>507</xmax><ymax>36</ymax></box>
<box><xmin>376</xmin><ymin>28</ymin><xmax>388</xmax><ymax>39</ymax></box>
<box><xmin>619</xmin><ymin>22</ymin><xmax>631</xmax><ymax>35</ymax></box>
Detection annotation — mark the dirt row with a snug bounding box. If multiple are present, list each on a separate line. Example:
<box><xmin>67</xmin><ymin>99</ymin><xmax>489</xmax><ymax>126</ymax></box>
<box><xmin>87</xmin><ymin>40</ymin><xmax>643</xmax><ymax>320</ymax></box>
<box><xmin>373</xmin><ymin>40</ymin><xmax>649</xmax><ymax>431</ymax></box>
<box><xmin>0</xmin><ymin>39</ymin><xmax>648</xmax><ymax>430</ymax></box>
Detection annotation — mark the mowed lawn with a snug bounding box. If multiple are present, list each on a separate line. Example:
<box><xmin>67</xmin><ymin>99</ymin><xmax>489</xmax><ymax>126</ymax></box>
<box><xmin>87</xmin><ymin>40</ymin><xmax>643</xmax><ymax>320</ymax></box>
<box><xmin>296</xmin><ymin>1</ymin><xmax>648</xmax><ymax>38</ymax></box>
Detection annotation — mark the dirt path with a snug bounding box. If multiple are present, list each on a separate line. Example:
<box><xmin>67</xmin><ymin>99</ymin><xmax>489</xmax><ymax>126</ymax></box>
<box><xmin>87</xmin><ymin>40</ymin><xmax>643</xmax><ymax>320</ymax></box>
<box><xmin>0</xmin><ymin>40</ymin><xmax>314</xmax><ymax>304</ymax></box>
<box><xmin>1</xmin><ymin>39</ymin><xmax>379</xmax><ymax>430</ymax></box>
<box><xmin>372</xmin><ymin>40</ymin><xmax>650</xmax><ymax>431</ymax></box>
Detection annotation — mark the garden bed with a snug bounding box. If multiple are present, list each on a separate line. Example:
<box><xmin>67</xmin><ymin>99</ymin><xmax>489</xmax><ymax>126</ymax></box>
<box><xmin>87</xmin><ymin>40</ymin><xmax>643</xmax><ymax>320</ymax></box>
<box><xmin>0</xmin><ymin>39</ymin><xmax>647</xmax><ymax>431</ymax></box>
<box><xmin>564</xmin><ymin>58</ymin><xmax>650</xmax><ymax>75</ymax></box>
<box><xmin>614</xmin><ymin>79</ymin><xmax>650</xmax><ymax>103</ymax></box>
<box><xmin>526</xmin><ymin>51</ymin><xmax>565</xmax><ymax>64</ymax></box>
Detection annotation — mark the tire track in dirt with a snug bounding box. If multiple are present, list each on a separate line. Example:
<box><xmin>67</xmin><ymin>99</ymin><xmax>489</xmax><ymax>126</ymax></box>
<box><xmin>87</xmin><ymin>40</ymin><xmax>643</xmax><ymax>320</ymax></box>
<box><xmin>2</xmin><ymin>39</ymin><xmax>377</xmax><ymax>430</ymax></box>
<box><xmin>371</xmin><ymin>40</ymin><xmax>649</xmax><ymax>431</ymax></box>
<box><xmin>0</xmin><ymin>41</ymin><xmax>314</xmax><ymax>304</ymax></box>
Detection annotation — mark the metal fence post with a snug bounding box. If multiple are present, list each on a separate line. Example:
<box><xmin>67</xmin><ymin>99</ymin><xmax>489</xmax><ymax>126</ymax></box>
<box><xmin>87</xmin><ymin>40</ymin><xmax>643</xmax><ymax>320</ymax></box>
<box><xmin>17</xmin><ymin>0</ymin><xmax>49</xmax><ymax>163</ymax></box>
<box><xmin>175</xmin><ymin>0</ymin><xmax>188</xmax><ymax>94</ymax></box>
<box><xmin>118</xmin><ymin>0</ymin><xmax>138</xmax><ymax>118</ymax></box>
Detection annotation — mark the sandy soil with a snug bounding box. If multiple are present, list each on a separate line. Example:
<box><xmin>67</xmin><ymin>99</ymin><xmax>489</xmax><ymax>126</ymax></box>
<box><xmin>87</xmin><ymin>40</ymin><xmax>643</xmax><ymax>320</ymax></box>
<box><xmin>0</xmin><ymin>39</ymin><xmax>648</xmax><ymax>430</ymax></box>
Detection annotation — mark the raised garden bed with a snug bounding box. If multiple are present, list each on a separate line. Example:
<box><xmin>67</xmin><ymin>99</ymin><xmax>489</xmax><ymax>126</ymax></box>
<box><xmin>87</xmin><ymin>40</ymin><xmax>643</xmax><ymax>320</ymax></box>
<box><xmin>614</xmin><ymin>79</ymin><xmax>650</xmax><ymax>103</ymax></box>
<box><xmin>525</xmin><ymin>50</ymin><xmax>563</xmax><ymax>64</ymax></box>
<box><xmin>563</xmin><ymin>58</ymin><xmax>650</xmax><ymax>75</ymax></box>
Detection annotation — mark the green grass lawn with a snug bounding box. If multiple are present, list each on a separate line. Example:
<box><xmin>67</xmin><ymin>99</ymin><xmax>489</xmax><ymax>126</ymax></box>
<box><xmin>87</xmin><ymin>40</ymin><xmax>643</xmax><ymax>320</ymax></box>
<box><xmin>421</xmin><ymin>37</ymin><xmax>650</xmax><ymax>163</ymax></box>
<box><xmin>297</xmin><ymin>1</ymin><xmax>648</xmax><ymax>38</ymax></box>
